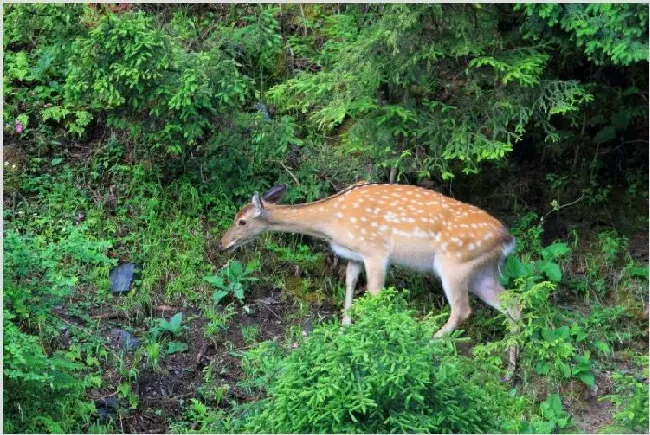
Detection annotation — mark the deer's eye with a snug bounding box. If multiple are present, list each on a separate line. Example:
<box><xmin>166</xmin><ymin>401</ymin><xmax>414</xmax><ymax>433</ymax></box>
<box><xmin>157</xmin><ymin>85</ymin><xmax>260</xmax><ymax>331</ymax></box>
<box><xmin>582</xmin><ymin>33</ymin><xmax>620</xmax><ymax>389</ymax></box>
<box><xmin>238</xmin><ymin>219</ymin><xmax>247</xmax><ymax>226</ymax></box>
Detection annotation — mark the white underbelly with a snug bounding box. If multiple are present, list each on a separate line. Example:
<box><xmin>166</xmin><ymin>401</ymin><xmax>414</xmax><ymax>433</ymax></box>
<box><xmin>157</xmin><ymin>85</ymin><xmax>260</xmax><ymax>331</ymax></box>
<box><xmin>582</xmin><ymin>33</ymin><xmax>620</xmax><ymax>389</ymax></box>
<box><xmin>330</xmin><ymin>243</ymin><xmax>365</xmax><ymax>262</ymax></box>
<box><xmin>331</xmin><ymin>241</ymin><xmax>437</xmax><ymax>275</ymax></box>
<box><xmin>389</xmin><ymin>245</ymin><xmax>437</xmax><ymax>274</ymax></box>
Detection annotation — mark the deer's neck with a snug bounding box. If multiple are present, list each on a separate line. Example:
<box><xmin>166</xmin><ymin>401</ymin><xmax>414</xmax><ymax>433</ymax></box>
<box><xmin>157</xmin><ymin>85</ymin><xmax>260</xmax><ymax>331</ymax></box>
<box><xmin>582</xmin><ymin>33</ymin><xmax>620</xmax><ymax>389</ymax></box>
<box><xmin>264</xmin><ymin>203</ymin><xmax>331</xmax><ymax>240</ymax></box>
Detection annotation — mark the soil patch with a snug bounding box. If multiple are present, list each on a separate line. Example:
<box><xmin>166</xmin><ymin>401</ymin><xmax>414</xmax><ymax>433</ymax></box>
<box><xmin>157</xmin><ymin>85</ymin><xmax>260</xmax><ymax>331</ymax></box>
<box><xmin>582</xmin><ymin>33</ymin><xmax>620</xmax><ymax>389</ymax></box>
<box><xmin>88</xmin><ymin>285</ymin><xmax>333</xmax><ymax>433</ymax></box>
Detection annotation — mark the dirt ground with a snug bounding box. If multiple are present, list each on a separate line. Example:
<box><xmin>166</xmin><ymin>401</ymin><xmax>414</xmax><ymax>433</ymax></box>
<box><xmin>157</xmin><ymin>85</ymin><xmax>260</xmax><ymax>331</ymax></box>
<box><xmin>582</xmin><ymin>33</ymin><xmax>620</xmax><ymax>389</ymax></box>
<box><xmin>87</xmin><ymin>285</ymin><xmax>331</xmax><ymax>433</ymax></box>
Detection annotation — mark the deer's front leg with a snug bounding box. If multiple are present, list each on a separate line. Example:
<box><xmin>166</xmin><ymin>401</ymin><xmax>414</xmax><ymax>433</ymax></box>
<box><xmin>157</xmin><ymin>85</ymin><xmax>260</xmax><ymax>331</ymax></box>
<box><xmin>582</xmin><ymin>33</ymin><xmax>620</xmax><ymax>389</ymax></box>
<box><xmin>363</xmin><ymin>256</ymin><xmax>389</xmax><ymax>295</ymax></box>
<box><xmin>342</xmin><ymin>261</ymin><xmax>362</xmax><ymax>326</ymax></box>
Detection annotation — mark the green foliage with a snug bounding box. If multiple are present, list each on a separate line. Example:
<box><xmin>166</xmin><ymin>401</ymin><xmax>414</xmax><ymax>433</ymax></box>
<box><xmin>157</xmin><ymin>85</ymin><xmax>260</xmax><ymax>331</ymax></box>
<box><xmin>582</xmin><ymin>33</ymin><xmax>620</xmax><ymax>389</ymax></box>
<box><xmin>64</xmin><ymin>9</ymin><xmax>250</xmax><ymax>152</ymax></box>
<box><xmin>601</xmin><ymin>362</ymin><xmax>650</xmax><ymax>434</ymax></box>
<box><xmin>3</xmin><ymin>4</ymin><xmax>88</xmax><ymax>143</ymax></box>
<box><xmin>152</xmin><ymin>312</ymin><xmax>184</xmax><ymax>339</ymax></box>
<box><xmin>3</xmin><ymin>4</ymin><xmax>648</xmax><ymax>434</ymax></box>
<box><xmin>205</xmin><ymin>260</ymin><xmax>259</xmax><ymax>304</ymax></box>
<box><xmin>527</xmin><ymin>394</ymin><xmax>573</xmax><ymax>433</ymax></box>
<box><xmin>240</xmin><ymin>289</ymin><xmax>526</xmax><ymax>433</ymax></box>
<box><xmin>518</xmin><ymin>4</ymin><xmax>649</xmax><ymax>65</ymax></box>
<box><xmin>4</xmin><ymin>220</ymin><xmax>113</xmax><ymax>432</ymax></box>
<box><xmin>269</xmin><ymin>4</ymin><xmax>595</xmax><ymax>177</ymax></box>
<box><xmin>501</xmin><ymin>241</ymin><xmax>571</xmax><ymax>287</ymax></box>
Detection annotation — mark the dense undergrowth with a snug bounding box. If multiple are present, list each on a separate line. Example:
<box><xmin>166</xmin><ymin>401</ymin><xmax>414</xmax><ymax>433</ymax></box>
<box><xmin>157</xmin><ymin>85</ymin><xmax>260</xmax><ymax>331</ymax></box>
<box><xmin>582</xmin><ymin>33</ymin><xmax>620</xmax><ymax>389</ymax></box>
<box><xmin>3</xmin><ymin>4</ymin><xmax>649</xmax><ymax>434</ymax></box>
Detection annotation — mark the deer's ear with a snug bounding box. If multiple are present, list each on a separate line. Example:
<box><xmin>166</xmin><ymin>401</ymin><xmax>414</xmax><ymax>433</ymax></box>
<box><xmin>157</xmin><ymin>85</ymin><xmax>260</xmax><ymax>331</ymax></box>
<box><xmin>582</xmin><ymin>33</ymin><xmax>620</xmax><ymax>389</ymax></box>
<box><xmin>251</xmin><ymin>192</ymin><xmax>263</xmax><ymax>216</ymax></box>
<box><xmin>262</xmin><ymin>184</ymin><xmax>287</xmax><ymax>203</ymax></box>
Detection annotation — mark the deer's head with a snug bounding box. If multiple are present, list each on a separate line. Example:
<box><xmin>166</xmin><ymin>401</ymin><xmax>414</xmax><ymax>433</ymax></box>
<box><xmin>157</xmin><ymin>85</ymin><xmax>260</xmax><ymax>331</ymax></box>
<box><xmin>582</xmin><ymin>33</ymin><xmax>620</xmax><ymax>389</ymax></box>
<box><xmin>219</xmin><ymin>185</ymin><xmax>287</xmax><ymax>251</ymax></box>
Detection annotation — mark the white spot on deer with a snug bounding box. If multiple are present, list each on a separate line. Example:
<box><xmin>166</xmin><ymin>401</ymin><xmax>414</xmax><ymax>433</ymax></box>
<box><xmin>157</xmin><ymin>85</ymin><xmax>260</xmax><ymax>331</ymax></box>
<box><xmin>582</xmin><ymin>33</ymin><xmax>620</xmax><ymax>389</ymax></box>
<box><xmin>365</xmin><ymin>208</ymin><xmax>372</xmax><ymax>213</ymax></box>
<box><xmin>334</xmin><ymin>212</ymin><xmax>343</xmax><ymax>218</ymax></box>
<box><xmin>360</xmin><ymin>217</ymin><xmax>367</xmax><ymax>222</ymax></box>
<box><xmin>460</xmin><ymin>224</ymin><xmax>468</xmax><ymax>228</ymax></box>
<box><xmin>361</xmin><ymin>228</ymin><xmax>366</xmax><ymax>234</ymax></box>
<box><xmin>476</xmin><ymin>240</ymin><xmax>482</xmax><ymax>248</ymax></box>
<box><xmin>468</xmin><ymin>243</ymin><xmax>476</xmax><ymax>251</ymax></box>
<box><xmin>350</xmin><ymin>217</ymin><xmax>357</xmax><ymax>223</ymax></box>
<box><xmin>371</xmin><ymin>221</ymin><xmax>378</xmax><ymax>227</ymax></box>
<box><xmin>441</xmin><ymin>242</ymin><xmax>448</xmax><ymax>251</ymax></box>
<box><xmin>352</xmin><ymin>203</ymin><xmax>359</xmax><ymax>208</ymax></box>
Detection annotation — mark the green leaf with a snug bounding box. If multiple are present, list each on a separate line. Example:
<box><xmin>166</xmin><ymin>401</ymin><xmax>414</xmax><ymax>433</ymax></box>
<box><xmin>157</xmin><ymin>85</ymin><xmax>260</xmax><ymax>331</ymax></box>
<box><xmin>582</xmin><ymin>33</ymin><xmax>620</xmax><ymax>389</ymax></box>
<box><xmin>167</xmin><ymin>341</ymin><xmax>188</xmax><ymax>355</ymax></box>
<box><xmin>212</xmin><ymin>290</ymin><xmax>229</xmax><ymax>304</ymax></box>
<box><xmin>541</xmin><ymin>242</ymin><xmax>570</xmax><ymax>261</ymax></box>
<box><xmin>233</xmin><ymin>283</ymin><xmax>244</xmax><ymax>302</ymax></box>
<box><xmin>577</xmin><ymin>372</ymin><xmax>595</xmax><ymax>387</ymax></box>
<box><xmin>229</xmin><ymin>260</ymin><xmax>243</xmax><ymax>276</ymax></box>
<box><xmin>204</xmin><ymin>275</ymin><xmax>225</xmax><ymax>288</ymax></box>
<box><xmin>594</xmin><ymin>341</ymin><xmax>611</xmax><ymax>355</ymax></box>
<box><xmin>168</xmin><ymin>312</ymin><xmax>183</xmax><ymax>335</ymax></box>
<box><xmin>594</xmin><ymin>125</ymin><xmax>616</xmax><ymax>144</ymax></box>
<box><xmin>628</xmin><ymin>265</ymin><xmax>649</xmax><ymax>280</ymax></box>
<box><xmin>51</xmin><ymin>158</ymin><xmax>64</xmax><ymax>166</ymax></box>
<box><xmin>535</xmin><ymin>361</ymin><xmax>550</xmax><ymax>375</ymax></box>
<box><xmin>537</xmin><ymin>261</ymin><xmax>562</xmax><ymax>282</ymax></box>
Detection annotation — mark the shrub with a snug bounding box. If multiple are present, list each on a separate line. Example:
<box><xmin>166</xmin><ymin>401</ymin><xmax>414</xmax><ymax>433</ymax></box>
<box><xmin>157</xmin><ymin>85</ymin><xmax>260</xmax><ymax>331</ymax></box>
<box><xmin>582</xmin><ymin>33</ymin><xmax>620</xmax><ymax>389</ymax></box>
<box><xmin>240</xmin><ymin>289</ymin><xmax>525</xmax><ymax>433</ymax></box>
<box><xmin>3</xmin><ymin>227</ymin><xmax>113</xmax><ymax>433</ymax></box>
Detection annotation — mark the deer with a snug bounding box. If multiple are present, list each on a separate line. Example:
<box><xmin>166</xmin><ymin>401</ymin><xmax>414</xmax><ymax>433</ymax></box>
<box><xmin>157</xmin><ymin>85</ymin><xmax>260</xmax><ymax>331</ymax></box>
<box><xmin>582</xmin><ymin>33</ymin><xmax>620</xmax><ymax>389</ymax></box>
<box><xmin>220</xmin><ymin>182</ymin><xmax>521</xmax><ymax>374</ymax></box>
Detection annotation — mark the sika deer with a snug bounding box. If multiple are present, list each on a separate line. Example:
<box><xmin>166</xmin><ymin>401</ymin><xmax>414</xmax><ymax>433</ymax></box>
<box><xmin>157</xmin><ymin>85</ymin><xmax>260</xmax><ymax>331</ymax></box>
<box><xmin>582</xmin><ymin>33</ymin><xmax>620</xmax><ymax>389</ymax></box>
<box><xmin>220</xmin><ymin>182</ymin><xmax>520</xmax><ymax>371</ymax></box>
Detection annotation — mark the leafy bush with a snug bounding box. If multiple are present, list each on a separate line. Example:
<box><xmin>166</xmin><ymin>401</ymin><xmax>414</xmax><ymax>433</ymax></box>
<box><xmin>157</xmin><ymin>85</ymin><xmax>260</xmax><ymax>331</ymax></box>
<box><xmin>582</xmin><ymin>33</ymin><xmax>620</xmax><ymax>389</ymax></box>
<box><xmin>65</xmin><ymin>10</ymin><xmax>251</xmax><ymax>153</ymax></box>
<box><xmin>3</xmin><ymin>227</ymin><xmax>113</xmax><ymax>433</ymax></box>
<box><xmin>240</xmin><ymin>289</ymin><xmax>525</xmax><ymax>433</ymax></box>
<box><xmin>518</xmin><ymin>4</ymin><xmax>649</xmax><ymax>66</ymax></box>
<box><xmin>601</xmin><ymin>363</ymin><xmax>650</xmax><ymax>434</ymax></box>
<box><xmin>204</xmin><ymin>260</ymin><xmax>260</xmax><ymax>304</ymax></box>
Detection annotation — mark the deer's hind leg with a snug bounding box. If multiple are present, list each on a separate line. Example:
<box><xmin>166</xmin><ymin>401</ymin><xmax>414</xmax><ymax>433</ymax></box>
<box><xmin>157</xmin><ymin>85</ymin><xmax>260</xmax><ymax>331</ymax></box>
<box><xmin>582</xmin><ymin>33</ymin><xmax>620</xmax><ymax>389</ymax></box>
<box><xmin>433</xmin><ymin>255</ymin><xmax>473</xmax><ymax>338</ymax></box>
<box><xmin>469</xmin><ymin>260</ymin><xmax>521</xmax><ymax>379</ymax></box>
<box><xmin>469</xmin><ymin>262</ymin><xmax>520</xmax><ymax>322</ymax></box>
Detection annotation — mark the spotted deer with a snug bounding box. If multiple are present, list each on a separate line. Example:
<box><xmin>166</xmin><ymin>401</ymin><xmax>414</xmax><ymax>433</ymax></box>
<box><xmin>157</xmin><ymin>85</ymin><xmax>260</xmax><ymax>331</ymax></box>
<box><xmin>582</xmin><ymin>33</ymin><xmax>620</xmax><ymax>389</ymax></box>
<box><xmin>220</xmin><ymin>182</ymin><xmax>520</xmax><ymax>365</ymax></box>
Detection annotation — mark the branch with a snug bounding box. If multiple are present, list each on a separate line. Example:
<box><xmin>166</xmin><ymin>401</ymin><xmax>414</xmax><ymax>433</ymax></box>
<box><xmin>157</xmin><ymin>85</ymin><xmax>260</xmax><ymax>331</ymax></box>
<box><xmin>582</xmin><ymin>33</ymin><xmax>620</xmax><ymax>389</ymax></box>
<box><xmin>542</xmin><ymin>192</ymin><xmax>585</xmax><ymax>222</ymax></box>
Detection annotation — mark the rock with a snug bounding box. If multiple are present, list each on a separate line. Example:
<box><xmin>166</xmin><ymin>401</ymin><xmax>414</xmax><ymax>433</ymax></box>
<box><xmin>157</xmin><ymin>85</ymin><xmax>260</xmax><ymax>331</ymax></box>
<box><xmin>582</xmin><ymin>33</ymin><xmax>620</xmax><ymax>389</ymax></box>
<box><xmin>95</xmin><ymin>397</ymin><xmax>120</xmax><ymax>420</ymax></box>
<box><xmin>110</xmin><ymin>328</ymin><xmax>140</xmax><ymax>352</ymax></box>
<box><xmin>109</xmin><ymin>263</ymin><xmax>135</xmax><ymax>294</ymax></box>
<box><xmin>254</xmin><ymin>103</ymin><xmax>271</xmax><ymax>120</ymax></box>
